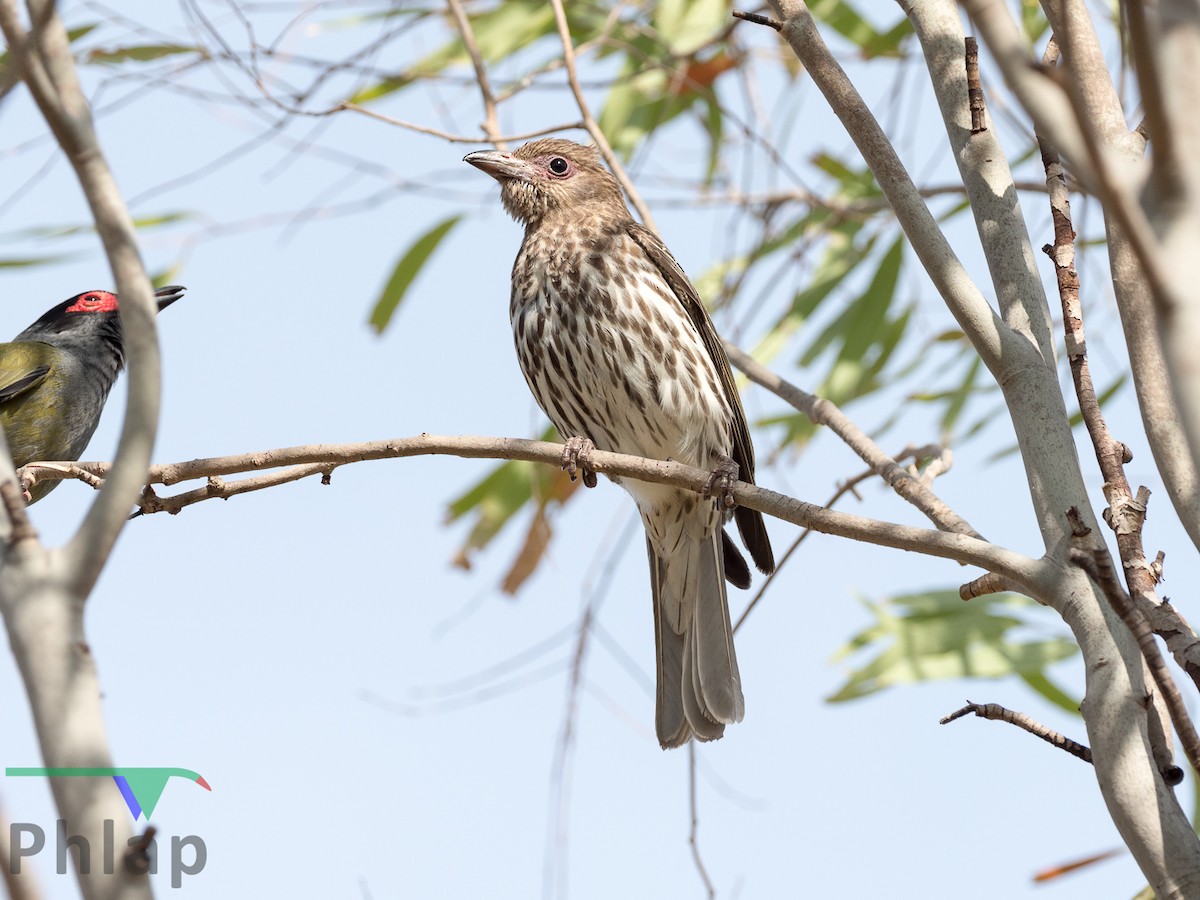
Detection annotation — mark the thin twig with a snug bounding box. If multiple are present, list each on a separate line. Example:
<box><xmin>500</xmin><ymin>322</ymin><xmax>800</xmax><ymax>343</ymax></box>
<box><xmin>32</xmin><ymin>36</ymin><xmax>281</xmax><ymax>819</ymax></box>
<box><xmin>940</xmin><ymin>701</ymin><xmax>1092</xmax><ymax>764</ymax></box>
<box><xmin>545</xmin><ymin>602</ymin><xmax>592</xmax><ymax>900</ymax></box>
<box><xmin>965</xmin><ymin>36</ymin><xmax>987</xmax><ymax>133</ymax></box>
<box><xmin>959</xmin><ymin>570</ymin><xmax>1019</xmax><ymax>600</ymax></box>
<box><xmin>547</xmin><ymin>0</ymin><xmax>657</xmax><ymax>231</ymax></box>
<box><xmin>134</xmin><ymin>463</ymin><xmax>333</xmax><ymax>516</ymax></box>
<box><xmin>724</xmin><ymin>344</ymin><xmax>982</xmax><ymax>538</ymax></box>
<box><xmin>123</xmin><ymin>826</ymin><xmax>157</xmax><ymax>876</ymax></box>
<box><xmin>444</xmin><ymin>0</ymin><xmax>506</xmax><ymax>150</ymax></box>
<box><xmin>736</xmin><ymin>454</ymin><xmax>918</xmax><ymax>631</ymax></box>
<box><xmin>342</xmin><ymin>104</ymin><xmax>583</xmax><ymax>145</ymax></box>
<box><xmin>544</xmin><ymin>518</ymin><xmax>635</xmax><ymax>900</ymax></box>
<box><xmin>687</xmin><ymin>744</ymin><xmax>716</xmax><ymax>900</ymax></box>
<box><xmin>732</xmin><ymin>10</ymin><xmax>782</xmax><ymax>32</ymax></box>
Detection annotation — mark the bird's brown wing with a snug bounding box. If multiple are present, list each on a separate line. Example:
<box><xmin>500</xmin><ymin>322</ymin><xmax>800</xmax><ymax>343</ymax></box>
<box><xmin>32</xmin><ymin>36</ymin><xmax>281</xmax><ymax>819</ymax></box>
<box><xmin>626</xmin><ymin>223</ymin><xmax>774</xmax><ymax>575</ymax></box>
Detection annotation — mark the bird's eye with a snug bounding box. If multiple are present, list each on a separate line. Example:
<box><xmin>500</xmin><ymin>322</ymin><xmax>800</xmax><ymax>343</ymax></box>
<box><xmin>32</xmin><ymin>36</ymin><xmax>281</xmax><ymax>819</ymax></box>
<box><xmin>548</xmin><ymin>157</ymin><xmax>570</xmax><ymax>176</ymax></box>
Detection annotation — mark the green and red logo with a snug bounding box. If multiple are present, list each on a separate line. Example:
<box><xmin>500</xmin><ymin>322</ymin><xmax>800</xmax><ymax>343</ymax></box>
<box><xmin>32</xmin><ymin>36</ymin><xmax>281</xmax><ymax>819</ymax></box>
<box><xmin>6</xmin><ymin>768</ymin><xmax>211</xmax><ymax>820</ymax></box>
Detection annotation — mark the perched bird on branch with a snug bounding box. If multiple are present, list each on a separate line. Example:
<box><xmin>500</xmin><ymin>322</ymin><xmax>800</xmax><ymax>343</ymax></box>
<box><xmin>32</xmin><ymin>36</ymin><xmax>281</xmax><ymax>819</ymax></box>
<box><xmin>465</xmin><ymin>139</ymin><xmax>774</xmax><ymax>748</ymax></box>
<box><xmin>0</xmin><ymin>285</ymin><xmax>185</xmax><ymax>503</ymax></box>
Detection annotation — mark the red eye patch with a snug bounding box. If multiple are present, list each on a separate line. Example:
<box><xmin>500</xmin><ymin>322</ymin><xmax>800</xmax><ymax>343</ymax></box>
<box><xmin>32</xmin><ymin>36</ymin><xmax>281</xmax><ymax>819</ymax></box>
<box><xmin>65</xmin><ymin>291</ymin><xmax>119</xmax><ymax>314</ymax></box>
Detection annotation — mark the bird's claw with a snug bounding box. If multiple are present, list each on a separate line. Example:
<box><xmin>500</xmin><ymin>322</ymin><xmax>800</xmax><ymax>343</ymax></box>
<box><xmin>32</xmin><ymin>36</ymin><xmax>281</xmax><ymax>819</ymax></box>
<box><xmin>703</xmin><ymin>457</ymin><xmax>740</xmax><ymax>511</ymax></box>
<box><xmin>562</xmin><ymin>436</ymin><xmax>598</xmax><ymax>488</ymax></box>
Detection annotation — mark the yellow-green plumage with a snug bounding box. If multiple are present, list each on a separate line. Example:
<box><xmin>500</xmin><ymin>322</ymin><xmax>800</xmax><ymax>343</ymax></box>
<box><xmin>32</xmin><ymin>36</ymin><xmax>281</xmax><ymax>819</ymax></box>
<box><xmin>0</xmin><ymin>286</ymin><xmax>184</xmax><ymax>503</ymax></box>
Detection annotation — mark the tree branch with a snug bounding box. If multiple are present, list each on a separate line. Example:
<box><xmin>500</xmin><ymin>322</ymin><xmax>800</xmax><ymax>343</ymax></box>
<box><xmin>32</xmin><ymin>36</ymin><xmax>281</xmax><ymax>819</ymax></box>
<box><xmin>724</xmin><ymin>343</ymin><xmax>982</xmax><ymax>538</ymax></box>
<box><xmin>1037</xmin><ymin>98</ymin><xmax>1200</xmax><ymax>698</ymax></box>
<box><xmin>903</xmin><ymin>0</ymin><xmax>1056</xmax><ymax>365</ymax></box>
<box><xmin>22</xmin><ymin>434</ymin><xmax>1044</xmax><ymax>589</ymax></box>
<box><xmin>940</xmin><ymin>701</ymin><xmax>1092</xmax><ymax>764</ymax></box>
<box><xmin>760</xmin><ymin>0</ymin><xmax>1019</xmax><ymax>374</ymax></box>
<box><xmin>1070</xmin><ymin>540</ymin><xmax>1200</xmax><ymax>776</ymax></box>
<box><xmin>765</xmin><ymin>5</ymin><xmax>1200</xmax><ymax>893</ymax></box>
<box><xmin>0</xmin><ymin>4</ymin><xmax>161</xmax><ymax>897</ymax></box>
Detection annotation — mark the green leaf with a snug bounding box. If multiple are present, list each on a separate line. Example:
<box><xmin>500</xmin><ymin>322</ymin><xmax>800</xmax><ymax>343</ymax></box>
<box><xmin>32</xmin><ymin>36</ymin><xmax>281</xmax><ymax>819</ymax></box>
<box><xmin>86</xmin><ymin>44</ymin><xmax>200</xmax><ymax>65</ymax></box>
<box><xmin>1017</xmin><ymin>671</ymin><xmax>1080</xmax><ymax>715</ymax></box>
<box><xmin>1021</xmin><ymin>0</ymin><xmax>1050</xmax><ymax>43</ymax></box>
<box><xmin>939</xmin><ymin>355</ymin><xmax>983</xmax><ymax>435</ymax></box>
<box><xmin>654</xmin><ymin>0</ymin><xmax>728</xmax><ymax>56</ymax></box>
<box><xmin>348</xmin><ymin>0</ymin><xmax>557</xmax><ymax>104</ymax></box>
<box><xmin>0</xmin><ymin>255</ymin><xmax>71</xmax><ymax>269</ymax></box>
<box><xmin>828</xmin><ymin>589</ymin><xmax>1077</xmax><ymax>702</ymax></box>
<box><xmin>798</xmin><ymin>236</ymin><xmax>901</xmax><ymax>375</ymax></box>
<box><xmin>1</xmin><ymin>23</ymin><xmax>96</xmax><ymax>85</ymax></box>
<box><xmin>806</xmin><ymin>0</ymin><xmax>911</xmax><ymax>58</ymax></box>
<box><xmin>599</xmin><ymin>65</ymin><xmax>708</xmax><ymax>159</ymax></box>
<box><xmin>368</xmin><ymin>215</ymin><xmax>460</xmax><ymax>334</ymax></box>
<box><xmin>758</xmin><ymin>227</ymin><xmax>876</xmax><ymax>358</ymax></box>
<box><xmin>446</xmin><ymin>425</ymin><xmax>583</xmax><ymax>592</ymax></box>
<box><xmin>132</xmin><ymin>211</ymin><xmax>195</xmax><ymax>230</ymax></box>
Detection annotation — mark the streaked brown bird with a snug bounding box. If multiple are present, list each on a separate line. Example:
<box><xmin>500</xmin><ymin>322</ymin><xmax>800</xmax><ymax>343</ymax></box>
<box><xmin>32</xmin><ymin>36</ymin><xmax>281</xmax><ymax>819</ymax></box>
<box><xmin>466</xmin><ymin>139</ymin><xmax>774</xmax><ymax>748</ymax></box>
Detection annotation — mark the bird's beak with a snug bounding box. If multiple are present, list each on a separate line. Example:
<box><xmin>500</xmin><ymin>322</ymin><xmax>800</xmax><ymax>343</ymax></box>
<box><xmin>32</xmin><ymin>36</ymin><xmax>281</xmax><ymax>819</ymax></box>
<box><xmin>154</xmin><ymin>284</ymin><xmax>186</xmax><ymax>312</ymax></box>
<box><xmin>464</xmin><ymin>150</ymin><xmax>533</xmax><ymax>182</ymax></box>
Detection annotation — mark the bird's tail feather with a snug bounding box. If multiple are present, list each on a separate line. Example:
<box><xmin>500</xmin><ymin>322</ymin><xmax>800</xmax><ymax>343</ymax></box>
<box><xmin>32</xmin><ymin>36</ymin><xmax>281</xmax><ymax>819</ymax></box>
<box><xmin>722</xmin><ymin>529</ymin><xmax>751</xmax><ymax>590</ymax></box>
<box><xmin>647</xmin><ymin>529</ymin><xmax>745</xmax><ymax>749</ymax></box>
<box><xmin>735</xmin><ymin>505</ymin><xmax>775</xmax><ymax>575</ymax></box>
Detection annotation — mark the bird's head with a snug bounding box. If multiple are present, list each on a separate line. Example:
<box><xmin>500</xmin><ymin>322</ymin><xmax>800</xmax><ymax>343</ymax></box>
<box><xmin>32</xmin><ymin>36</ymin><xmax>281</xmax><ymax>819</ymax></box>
<box><xmin>464</xmin><ymin>139</ymin><xmax>628</xmax><ymax>226</ymax></box>
<box><xmin>18</xmin><ymin>285</ymin><xmax>185</xmax><ymax>353</ymax></box>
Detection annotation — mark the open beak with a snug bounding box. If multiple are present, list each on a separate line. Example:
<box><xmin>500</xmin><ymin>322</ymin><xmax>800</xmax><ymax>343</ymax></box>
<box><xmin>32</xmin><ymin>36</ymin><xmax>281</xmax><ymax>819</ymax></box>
<box><xmin>463</xmin><ymin>150</ymin><xmax>533</xmax><ymax>182</ymax></box>
<box><xmin>154</xmin><ymin>284</ymin><xmax>186</xmax><ymax>312</ymax></box>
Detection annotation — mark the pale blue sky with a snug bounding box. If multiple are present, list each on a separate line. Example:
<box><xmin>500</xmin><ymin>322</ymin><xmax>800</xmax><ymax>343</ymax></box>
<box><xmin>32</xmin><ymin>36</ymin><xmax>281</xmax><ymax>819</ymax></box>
<box><xmin>0</xmin><ymin>3</ymin><xmax>1189</xmax><ymax>898</ymax></box>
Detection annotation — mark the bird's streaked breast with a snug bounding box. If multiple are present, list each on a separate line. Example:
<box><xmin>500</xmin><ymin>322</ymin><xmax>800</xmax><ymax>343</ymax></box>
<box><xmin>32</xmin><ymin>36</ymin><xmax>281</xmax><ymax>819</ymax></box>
<box><xmin>510</xmin><ymin>224</ymin><xmax>733</xmax><ymax>469</ymax></box>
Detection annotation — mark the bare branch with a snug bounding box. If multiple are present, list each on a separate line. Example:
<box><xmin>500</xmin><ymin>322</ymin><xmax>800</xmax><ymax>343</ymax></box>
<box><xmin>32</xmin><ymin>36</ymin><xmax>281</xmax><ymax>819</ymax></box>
<box><xmin>1135</xmin><ymin>593</ymin><xmax>1200</xmax><ymax>694</ymax></box>
<box><xmin>341</xmin><ymin>105</ymin><xmax>584</xmax><ymax>146</ymax></box>
<box><xmin>732</xmin><ymin>10</ymin><xmax>782</xmax><ymax>32</ymax></box>
<box><xmin>0</xmin><ymin>482</ymin><xmax>37</xmax><ymax>546</ymax></box>
<box><xmin>25</xmin><ymin>434</ymin><xmax>1044</xmax><ymax>589</ymax></box>
<box><xmin>904</xmin><ymin>0</ymin><xmax>1056</xmax><ymax>364</ymax></box>
<box><xmin>444</xmin><ymin>0</ymin><xmax>506</xmax><ymax>150</ymax></box>
<box><xmin>960</xmin><ymin>0</ymin><xmax>1095</xmax><ymax>179</ymax></box>
<box><xmin>687</xmin><ymin>745</ymin><xmax>715</xmax><ymax>900</ymax></box>
<box><xmin>959</xmin><ymin>571</ymin><xmax>1020</xmax><ymax>600</ymax></box>
<box><xmin>940</xmin><ymin>701</ymin><xmax>1092</xmax><ymax>764</ymax></box>
<box><xmin>736</xmin><ymin>458</ymin><xmax>899</xmax><ymax>631</ymax></box>
<box><xmin>1038</xmin><ymin>106</ymin><xmax>1200</xmax><ymax>697</ymax></box>
<box><xmin>965</xmin><ymin>37</ymin><xmax>986</xmax><ymax>134</ymax></box>
<box><xmin>134</xmin><ymin>463</ymin><xmax>333</xmax><ymax>516</ymax></box>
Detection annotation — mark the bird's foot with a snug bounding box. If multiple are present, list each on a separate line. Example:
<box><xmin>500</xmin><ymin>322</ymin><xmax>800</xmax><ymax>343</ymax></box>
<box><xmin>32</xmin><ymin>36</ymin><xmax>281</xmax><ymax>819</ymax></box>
<box><xmin>561</xmin><ymin>436</ymin><xmax>598</xmax><ymax>488</ymax></box>
<box><xmin>703</xmin><ymin>456</ymin><xmax>740</xmax><ymax>511</ymax></box>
